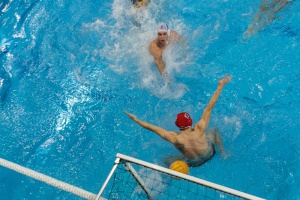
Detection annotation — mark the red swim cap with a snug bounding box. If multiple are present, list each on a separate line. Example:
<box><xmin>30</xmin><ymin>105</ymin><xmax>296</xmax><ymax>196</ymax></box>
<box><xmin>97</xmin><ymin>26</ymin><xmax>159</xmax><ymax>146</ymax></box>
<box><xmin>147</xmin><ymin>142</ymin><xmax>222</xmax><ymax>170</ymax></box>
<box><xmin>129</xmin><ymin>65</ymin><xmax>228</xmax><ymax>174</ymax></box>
<box><xmin>175</xmin><ymin>112</ymin><xmax>192</xmax><ymax>130</ymax></box>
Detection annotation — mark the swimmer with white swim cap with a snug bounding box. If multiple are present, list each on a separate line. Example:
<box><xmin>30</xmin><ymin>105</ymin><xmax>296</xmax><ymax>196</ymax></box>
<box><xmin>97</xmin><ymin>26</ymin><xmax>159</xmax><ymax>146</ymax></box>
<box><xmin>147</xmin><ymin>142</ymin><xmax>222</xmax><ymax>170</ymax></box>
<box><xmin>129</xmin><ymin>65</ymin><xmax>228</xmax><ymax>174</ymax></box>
<box><xmin>148</xmin><ymin>22</ymin><xmax>183</xmax><ymax>81</ymax></box>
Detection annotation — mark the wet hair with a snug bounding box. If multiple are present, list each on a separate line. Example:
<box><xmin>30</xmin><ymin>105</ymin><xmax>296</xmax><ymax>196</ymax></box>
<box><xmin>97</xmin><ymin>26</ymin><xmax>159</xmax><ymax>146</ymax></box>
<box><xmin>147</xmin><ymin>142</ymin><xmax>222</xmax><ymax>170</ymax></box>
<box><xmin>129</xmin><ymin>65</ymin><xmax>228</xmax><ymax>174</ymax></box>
<box><xmin>131</xmin><ymin>0</ymin><xmax>143</xmax><ymax>5</ymax></box>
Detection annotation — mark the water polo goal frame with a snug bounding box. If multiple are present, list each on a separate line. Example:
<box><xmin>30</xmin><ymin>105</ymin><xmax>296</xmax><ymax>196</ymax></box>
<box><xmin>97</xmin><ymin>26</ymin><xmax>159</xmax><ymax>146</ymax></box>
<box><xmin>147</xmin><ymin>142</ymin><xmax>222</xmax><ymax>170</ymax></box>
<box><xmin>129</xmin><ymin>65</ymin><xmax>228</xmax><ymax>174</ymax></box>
<box><xmin>95</xmin><ymin>153</ymin><xmax>265</xmax><ymax>200</ymax></box>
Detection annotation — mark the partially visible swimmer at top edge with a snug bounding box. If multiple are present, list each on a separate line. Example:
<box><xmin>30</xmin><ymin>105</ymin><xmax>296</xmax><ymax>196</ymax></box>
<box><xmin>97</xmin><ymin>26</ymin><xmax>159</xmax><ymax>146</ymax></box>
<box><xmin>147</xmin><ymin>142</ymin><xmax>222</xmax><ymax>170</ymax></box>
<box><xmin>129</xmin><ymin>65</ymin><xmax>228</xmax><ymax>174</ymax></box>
<box><xmin>244</xmin><ymin>0</ymin><xmax>293</xmax><ymax>38</ymax></box>
<box><xmin>132</xmin><ymin>0</ymin><xmax>150</xmax><ymax>8</ymax></box>
<box><xmin>131</xmin><ymin>0</ymin><xmax>150</xmax><ymax>26</ymax></box>
<box><xmin>149</xmin><ymin>22</ymin><xmax>184</xmax><ymax>83</ymax></box>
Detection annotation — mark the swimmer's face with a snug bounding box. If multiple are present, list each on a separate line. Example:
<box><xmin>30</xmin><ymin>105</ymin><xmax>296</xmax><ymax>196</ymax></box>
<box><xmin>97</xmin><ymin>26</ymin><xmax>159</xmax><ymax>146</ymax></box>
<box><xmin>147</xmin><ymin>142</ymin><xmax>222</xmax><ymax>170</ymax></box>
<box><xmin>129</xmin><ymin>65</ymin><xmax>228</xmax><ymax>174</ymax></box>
<box><xmin>157</xmin><ymin>31</ymin><xmax>168</xmax><ymax>44</ymax></box>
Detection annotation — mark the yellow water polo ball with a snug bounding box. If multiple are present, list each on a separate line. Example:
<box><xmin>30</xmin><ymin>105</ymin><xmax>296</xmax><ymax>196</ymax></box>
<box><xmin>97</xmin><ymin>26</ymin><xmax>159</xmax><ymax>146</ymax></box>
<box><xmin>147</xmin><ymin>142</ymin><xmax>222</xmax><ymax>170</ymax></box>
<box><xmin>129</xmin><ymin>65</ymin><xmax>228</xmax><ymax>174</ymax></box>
<box><xmin>169</xmin><ymin>160</ymin><xmax>189</xmax><ymax>175</ymax></box>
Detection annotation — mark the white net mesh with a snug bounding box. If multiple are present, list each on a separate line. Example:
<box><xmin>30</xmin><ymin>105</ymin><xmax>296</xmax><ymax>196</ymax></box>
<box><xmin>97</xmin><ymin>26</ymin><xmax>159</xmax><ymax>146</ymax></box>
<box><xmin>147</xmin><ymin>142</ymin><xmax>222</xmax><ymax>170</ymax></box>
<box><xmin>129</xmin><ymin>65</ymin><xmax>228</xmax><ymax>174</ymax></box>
<box><xmin>101</xmin><ymin>160</ymin><xmax>246</xmax><ymax>200</ymax></box>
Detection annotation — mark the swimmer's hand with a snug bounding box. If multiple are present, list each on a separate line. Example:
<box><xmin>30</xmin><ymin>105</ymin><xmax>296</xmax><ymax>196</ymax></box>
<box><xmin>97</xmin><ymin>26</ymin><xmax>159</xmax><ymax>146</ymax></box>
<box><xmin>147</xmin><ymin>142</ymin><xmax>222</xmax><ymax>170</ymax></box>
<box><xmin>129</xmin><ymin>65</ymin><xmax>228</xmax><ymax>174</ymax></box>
<box><xmin>218</xmin><ymin>75</ymin><xmax>232</xmax><ymax>87</ymax></box>
<box><xmin>125</xmin><ymin>111</ymin><xmax>137</xmax><ymax>121</ymax></box>
<box><xmin>162</xmin><ymin>72</ymin><xmax>171</xmax><ymax>84</ymax></box>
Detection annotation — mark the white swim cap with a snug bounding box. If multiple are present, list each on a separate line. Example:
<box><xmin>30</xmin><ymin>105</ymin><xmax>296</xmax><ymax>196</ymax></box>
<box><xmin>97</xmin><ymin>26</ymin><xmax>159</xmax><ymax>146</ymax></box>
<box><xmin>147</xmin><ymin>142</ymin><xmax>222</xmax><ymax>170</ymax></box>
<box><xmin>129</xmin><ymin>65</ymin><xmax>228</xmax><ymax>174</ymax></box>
<box><xmin>157</xmin><ymin>22</ymin><xmax>168</xmax><ymax>33</ymax></box>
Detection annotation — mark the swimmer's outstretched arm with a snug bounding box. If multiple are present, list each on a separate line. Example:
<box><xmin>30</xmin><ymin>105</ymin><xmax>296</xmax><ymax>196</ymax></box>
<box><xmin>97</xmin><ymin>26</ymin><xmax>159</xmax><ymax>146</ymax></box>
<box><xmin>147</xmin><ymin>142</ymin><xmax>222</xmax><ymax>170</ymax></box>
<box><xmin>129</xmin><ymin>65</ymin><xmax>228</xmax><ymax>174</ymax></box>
<box><xmin>194</xmin><ymin>75</ymin><xmax>232</xmax><ymax>133</ymax></box>
<box><xmin>125</xmin><ymin>111</ymin><xmax>177</xmax><ymax>143</ymax></box>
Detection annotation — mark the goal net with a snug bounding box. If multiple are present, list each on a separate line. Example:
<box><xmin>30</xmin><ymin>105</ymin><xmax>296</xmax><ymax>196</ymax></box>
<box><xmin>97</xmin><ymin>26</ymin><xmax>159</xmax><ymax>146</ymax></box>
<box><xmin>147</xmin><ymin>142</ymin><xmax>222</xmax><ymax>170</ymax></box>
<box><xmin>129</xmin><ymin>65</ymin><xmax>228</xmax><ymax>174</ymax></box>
<box><xmin>96</xmin><ymin>153</ymin><xmax>265</xmax><ymax>200</ymax></box>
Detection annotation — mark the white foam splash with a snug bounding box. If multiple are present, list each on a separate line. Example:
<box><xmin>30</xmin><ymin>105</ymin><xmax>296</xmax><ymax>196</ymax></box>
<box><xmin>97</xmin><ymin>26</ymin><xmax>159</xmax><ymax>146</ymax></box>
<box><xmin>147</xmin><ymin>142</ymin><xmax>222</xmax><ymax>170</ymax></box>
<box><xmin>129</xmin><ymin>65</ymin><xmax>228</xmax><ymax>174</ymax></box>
<box><xmin>223</xmin><ymin>115</ymin><xmax>242</xmax><ymax>139</ymax></box>
<box><xmin>94</xmin><ymin>0</ymin><xmax>190</xmax><ymax>99</ymax></box>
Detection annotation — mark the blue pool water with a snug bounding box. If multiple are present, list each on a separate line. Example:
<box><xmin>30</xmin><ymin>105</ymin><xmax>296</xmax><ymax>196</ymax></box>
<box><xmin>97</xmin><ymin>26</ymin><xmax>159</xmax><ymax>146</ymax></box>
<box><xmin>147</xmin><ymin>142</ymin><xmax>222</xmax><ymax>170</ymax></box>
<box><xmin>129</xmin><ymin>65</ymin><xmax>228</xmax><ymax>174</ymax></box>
<box><xmin>1</xmin><ymin>0</ymin><xmax>299</xmax><ymax>199</ymax></box>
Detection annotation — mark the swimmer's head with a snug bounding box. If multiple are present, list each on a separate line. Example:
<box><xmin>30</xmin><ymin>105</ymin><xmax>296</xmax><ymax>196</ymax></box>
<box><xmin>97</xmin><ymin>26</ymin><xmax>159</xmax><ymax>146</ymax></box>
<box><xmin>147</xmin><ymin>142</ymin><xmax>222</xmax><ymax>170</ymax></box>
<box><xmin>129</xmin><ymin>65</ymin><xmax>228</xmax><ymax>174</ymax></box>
<box><xmin>175</xmin><ymin>112</ymin><xmax>192</xmax><ymax>130</ymax></box>
<box><xmin>157</xmin><ymin>22</ymin><xmax>168</xmax><ymax>33</ymax></box>
<box><xmin>157</xmin><ymin>22</ymin><xmax>169</xmax><ymax>44</ymax></box>
<box><xmin>132</xmin><ymin>0</ymin><xmax>145</xmax><ymax>7</ymax></box>
<box><xmin>132</xmin><ymin>0</ymin><xmax>143</xmax><ymax>4</ymax></box>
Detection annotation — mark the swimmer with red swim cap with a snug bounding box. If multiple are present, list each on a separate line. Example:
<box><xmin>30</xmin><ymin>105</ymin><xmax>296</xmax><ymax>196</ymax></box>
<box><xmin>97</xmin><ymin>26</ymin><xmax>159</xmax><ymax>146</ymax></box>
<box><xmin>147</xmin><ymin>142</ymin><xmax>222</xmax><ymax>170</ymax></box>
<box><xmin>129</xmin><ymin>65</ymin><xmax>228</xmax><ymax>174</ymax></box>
<box><xmin>126</xmin><ymin>75</ymin><xmax>232</xmax><ymax>167</ymax></box>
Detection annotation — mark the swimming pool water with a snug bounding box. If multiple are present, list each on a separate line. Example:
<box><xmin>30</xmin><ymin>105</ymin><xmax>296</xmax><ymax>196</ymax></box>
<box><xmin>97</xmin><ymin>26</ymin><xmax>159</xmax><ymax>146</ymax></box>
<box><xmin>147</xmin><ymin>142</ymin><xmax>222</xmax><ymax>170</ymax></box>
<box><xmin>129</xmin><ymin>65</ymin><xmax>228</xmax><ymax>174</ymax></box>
<box><xmin>0</xmin><ymin>0</ymin><xmax>299</xmax><ymax>199</ymax></box>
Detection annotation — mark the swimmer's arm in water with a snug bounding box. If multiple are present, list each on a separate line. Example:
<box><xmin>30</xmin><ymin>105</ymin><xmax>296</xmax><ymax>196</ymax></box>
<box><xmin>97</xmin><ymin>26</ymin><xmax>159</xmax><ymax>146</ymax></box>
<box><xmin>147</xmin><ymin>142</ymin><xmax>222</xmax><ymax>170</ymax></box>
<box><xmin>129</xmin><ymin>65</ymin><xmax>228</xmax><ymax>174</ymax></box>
<box><xmin>170</xmin><ymin>30</ymin><xmax>184</xmax><ymax>42</ymax></box>
<box><xmin>125</xmin><ymin>111</ymin><xmax>177</xmax><ymax>143</ymax></box>
<box><xmin>149</xmin><ymin>43</ymin><xmax>165</xmax><ymax>75</ymax></box>
<box><xmin>274</xmin><ymin>0</ymin><xmax>292</xmax><ymax>12</ymax></box>
<box><xmin>170</xmin><ymin>30</ymin><xmax>188</xmax><ymax>50</ymax></box>
<box><xmin>194</xmin><ymin>75</ymin><xmax>232</xmax><ymax>134</ymax></box>
<box><xmin>148</xmin><ymin>43</ymin><xmax>170</xmax><ymax>82</ymax></box>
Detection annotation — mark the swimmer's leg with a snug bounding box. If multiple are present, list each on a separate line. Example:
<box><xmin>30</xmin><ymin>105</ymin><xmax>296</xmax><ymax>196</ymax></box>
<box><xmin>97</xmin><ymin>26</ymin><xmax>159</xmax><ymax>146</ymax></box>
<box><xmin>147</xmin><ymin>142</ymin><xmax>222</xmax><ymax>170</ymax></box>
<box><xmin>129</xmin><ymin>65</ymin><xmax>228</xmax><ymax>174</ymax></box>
<box><xmin>206</xmin><ymin>128</ymin><xmax>225</xmax><ymax>156</ymax></box>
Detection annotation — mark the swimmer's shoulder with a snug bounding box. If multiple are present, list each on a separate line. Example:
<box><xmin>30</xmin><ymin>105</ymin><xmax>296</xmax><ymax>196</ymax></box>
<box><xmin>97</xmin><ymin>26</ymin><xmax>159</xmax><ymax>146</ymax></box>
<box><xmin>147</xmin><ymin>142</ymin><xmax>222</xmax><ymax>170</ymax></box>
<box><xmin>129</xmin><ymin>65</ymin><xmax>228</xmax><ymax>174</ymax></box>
<box><xmin>149</xmin><ymin>38</ymin><xmax>158</xmax><ymax>48</ymax></box>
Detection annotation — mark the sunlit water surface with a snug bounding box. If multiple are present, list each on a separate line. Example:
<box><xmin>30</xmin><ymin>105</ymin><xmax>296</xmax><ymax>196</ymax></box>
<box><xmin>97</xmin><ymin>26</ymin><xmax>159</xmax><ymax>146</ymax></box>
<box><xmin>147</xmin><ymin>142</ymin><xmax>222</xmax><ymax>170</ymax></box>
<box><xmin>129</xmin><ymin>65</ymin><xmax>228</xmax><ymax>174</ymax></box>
<box><xmin>0</xmin><ymin>0</ymin><xmax>299</xmax><ymax>199</ymax></box>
